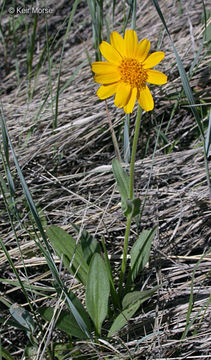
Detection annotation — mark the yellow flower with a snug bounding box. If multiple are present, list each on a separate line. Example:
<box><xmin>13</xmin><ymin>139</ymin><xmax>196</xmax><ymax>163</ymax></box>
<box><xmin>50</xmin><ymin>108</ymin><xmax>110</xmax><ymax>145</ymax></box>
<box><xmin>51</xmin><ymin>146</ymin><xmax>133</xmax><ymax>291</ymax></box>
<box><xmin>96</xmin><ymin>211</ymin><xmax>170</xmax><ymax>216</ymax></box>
<box><xmin>92</xmin><ymin>29</ymin><xmax>167</xmax><ymax>113</ymax></box>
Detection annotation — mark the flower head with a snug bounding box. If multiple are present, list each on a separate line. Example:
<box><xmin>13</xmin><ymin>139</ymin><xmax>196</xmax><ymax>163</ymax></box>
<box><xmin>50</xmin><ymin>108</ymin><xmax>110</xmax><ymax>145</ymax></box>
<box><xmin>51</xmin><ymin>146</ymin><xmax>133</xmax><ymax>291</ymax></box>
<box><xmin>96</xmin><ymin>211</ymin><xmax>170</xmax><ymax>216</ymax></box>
<box><xmin>92</xmin><ymin>30</ymin><xmax>167</xmax><ymax>113</ymax></box>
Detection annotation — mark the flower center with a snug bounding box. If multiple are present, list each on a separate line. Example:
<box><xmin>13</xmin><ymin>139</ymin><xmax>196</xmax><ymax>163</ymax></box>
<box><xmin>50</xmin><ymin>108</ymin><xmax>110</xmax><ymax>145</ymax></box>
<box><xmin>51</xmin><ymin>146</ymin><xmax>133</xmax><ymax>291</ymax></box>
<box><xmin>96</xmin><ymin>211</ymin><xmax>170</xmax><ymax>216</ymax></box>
<box><xmin>119</xmin><ymin>58</ymin><xmax>148</xmax><ymax>88</ymax></box>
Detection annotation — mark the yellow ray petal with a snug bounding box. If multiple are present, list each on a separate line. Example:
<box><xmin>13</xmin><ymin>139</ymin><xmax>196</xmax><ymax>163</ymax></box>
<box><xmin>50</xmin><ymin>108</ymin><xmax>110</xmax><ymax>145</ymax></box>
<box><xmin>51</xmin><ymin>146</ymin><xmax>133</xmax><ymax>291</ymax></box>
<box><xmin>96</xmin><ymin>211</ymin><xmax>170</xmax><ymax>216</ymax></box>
<box><xmin>123</xmin><ymin>87</ymin><xmax>137</xmax><ymax>114</ymax></box>
<box><xmin>99</xmin><ymin>41</ymin><xmax>122</xmax><ymax>65</ymax></box>
<box><xmin>96</xmin><ymin>84</ymin><xmax>117</xmax><ymax>100</ymax></box>
<box><xmin>147</xmin><ymin>70</ymin><xmax>167</xmax><ymax>85</ymax></box>
<box><xmin>114</xmin><ymin>82</ymin><xmax>131</xmax><ymax>108</ymax></box>
<box><xmin>92</xmin><ymin>62</ymin><xmax>118</xmax><ymax>74</ymax></box>
<box><xmin>110</xmin><ymin>31</ymin><xmax>126</xmax><ymax>57</ymax></box>
<box><xmin>136</xmin><ymin>39</ymin><xmax>150</xmax><ymax>61</ymax></box>
<box><xmin>124</xmin><ymin>29</ymin><xmax>138</xmax><ymax>57</ymax></box>
<box><xmin>143</xmin><ymin>51</ymin><xmax>165</xmax><ymax>69</ymax></box>
<box><xmin>137</xmin><ymin>86</ymin><xmax>154</xmax><ymax>111</ymax></box>
<box><xmin>94</xmin><ymin>72</ymin><xmax>121</xmax><ymax>84</ymax></box>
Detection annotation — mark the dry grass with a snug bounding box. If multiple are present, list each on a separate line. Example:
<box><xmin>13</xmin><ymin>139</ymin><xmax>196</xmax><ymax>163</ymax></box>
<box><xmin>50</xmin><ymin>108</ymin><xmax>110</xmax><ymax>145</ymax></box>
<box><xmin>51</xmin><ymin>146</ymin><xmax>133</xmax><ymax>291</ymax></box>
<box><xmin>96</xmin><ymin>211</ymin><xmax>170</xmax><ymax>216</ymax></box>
<box><xmin>0</xmin><ymin>0</ymin><xmax>211</xmax><ymax>358</ymax></box>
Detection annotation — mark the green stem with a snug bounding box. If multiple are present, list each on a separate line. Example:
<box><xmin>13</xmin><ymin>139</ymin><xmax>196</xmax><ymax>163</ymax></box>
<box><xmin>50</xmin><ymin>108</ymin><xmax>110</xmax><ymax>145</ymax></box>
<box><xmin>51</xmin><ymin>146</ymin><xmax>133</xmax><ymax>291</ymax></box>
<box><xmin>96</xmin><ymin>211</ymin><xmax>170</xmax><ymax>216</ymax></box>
<box><xmin>119</xmin><ymin>106</ymin><xmax>142</xmax><ymax>297</ymax></box>
<box><xmin>118</xmin><ymin>215</ymin><xmax>132</xmax><ymax>297</ymax></box>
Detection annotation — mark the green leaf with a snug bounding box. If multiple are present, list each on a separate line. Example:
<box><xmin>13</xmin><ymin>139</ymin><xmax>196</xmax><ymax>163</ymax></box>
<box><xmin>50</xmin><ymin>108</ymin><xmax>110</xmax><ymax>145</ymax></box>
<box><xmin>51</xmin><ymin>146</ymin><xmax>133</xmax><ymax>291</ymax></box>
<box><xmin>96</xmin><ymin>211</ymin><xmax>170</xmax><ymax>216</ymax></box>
<box><xmin>86</xmin><ymin>253</ymin><xmax>110</xmax><ymax>335</ymax></box>
<box><xmin>1</xmin><ymin>348</ymin><xmax>16</xmax><ymax>360</ymax></box>
<box><xmin>124</xmin><ymin>197</ymin><xmax>141</xmax><ymax>218</ymax></box>
<box><xmin>0</xmin><ymin>316</ymin><xmax>30</xmax><ymax>332</ymax></box>
<box><xmin>108</xmin><ymin>301</ymin><xmax>140</xmax><ymax>337</ymax></box>
<box><xmin>68</xmin><ymin>289</ymin><xmax>92</xmax><ymax>329</ymax></box>
<box><xmin>130</xmin><ymin>228</ymin><xmax>156</xmax><ymax>281</ymax></box>
<box><xmin>112</xmin><ymin>158</ymin><xmax>130</xmax><ymax>212</ymax></box>
<box><xmin>72</xmin><ymin>224</ymin><xmax>101</xmax><ymax>265</ymax></box>
<box><xmin>112</xmin><ymin>159</ymin><xmax>141</xmax><ymax>217</ymax></box>
<box><xmin>39</xmin><ymin>289</ymin><xmax>91</xmax><ymax>339</ymax></box>
<box><xmin>9</xmin><ymin>304</ymin><xmax>35</xmax><ymax>333</ymax></box>
<box><xmin>122</xmin><ymin>285</ymin><xmax>161</xmax><ymax>310</ymax></box>
<box><xmin>54</xmin><ymin>343</ymin><xmax>74</xmax><ymax>359</ymax></box>
<box><xmin>46</xmin><ymin>225</ymin><xmax>89</xmax><ymax>285</ymax></box>
<box><xmin>39</xmin><ymin>306</ymin><xmax>89</xmax><ymax>339</ymax></box>
<box><xmin>24</xmin><ymin>344</ymin><xmax>38</xmax><ymax>359</ymax></box>
<box><xmin>100</xmin><ymin>238</ymin><xmax>120</xmax><ymax>310</ymax></box>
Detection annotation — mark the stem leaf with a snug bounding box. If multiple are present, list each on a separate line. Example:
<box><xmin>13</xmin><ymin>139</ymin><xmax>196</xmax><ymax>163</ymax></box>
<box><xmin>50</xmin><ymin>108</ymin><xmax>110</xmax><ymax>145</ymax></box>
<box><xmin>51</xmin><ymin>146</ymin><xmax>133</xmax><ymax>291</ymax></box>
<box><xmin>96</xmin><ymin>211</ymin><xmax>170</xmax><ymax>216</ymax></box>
<box><xmin>112</xmin><ymin>158</ymin><xmax>138</xmax><ymax>216</ymax></box>
<box><xmin>112</xmin><ymin>158</ymin><xmax>129</xmax><ymax>202</ymax></box>
<box><xmin>124</xmin><ymin>197</ymin><xmax>141</xmax><ymax>218</ymax></box>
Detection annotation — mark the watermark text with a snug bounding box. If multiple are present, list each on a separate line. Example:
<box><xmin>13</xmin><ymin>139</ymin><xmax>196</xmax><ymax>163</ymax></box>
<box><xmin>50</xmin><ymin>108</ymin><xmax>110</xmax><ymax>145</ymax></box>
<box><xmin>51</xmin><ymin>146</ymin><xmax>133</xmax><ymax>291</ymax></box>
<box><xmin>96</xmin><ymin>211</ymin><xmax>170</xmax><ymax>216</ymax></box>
<box><xmin>8</xmin><ymin>6</ymin><xmax>53</xmax><ymax>15</ymax></box>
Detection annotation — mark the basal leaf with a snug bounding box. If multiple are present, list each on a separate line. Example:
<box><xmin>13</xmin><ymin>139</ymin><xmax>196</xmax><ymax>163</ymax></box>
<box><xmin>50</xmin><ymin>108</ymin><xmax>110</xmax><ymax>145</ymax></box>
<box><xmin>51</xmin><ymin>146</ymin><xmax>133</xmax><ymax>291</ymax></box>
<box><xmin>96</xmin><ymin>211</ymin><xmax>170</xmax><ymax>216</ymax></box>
<box><xmin>108</xmin><ymin>301</ymin><xmax>140</xmax><ymax>337</ymax></box>
<box><xmin>1</xmin><ymin>348</ymin><xmax>16</xmax><ymax>360</ymax></box>
<box><xmin>46</xmin><ymin>225</ymin><xmax>89</xmax><ymax>285</ymax></box>
<box><xmin>24</xmin><ymin>344</ymin><xmax>38</xmax><ymax>359</ymax></box>
<box><xmin>68</xmin><ymin>289</ymin><xmax>92</xmax><ymax>329</ymax></box>
<box><xmin>130</xmin><ymin>228</ymin><xmax>156</xmax><ymax>281</ymax></box>
<box><xmin>38</xmin><ymin>306</ymin><xmax>89</xmax><ymax>339</ymax></box>
<box><xmin>10</xmin><ymin>303</ymin><xmax>35</xmax><ymax>333</ymax></box>
<box><xmin>122</xmin><ymin>285</ymin><xmax>161</xmax><ymax>310</ymax></box>
<box><xmin>86</xmin><ymin>253</ymin><xmax>110</xmax><ymax>335</ymax></box>
<box><xmin>0</xmin><ymin>316</ymin><xmax>29</xmax><ymax>332</ymax></box>
<box><xmin>72</xmin><ymin>223</ymin><xmax>101</xmax><ymax>264</ymax></box>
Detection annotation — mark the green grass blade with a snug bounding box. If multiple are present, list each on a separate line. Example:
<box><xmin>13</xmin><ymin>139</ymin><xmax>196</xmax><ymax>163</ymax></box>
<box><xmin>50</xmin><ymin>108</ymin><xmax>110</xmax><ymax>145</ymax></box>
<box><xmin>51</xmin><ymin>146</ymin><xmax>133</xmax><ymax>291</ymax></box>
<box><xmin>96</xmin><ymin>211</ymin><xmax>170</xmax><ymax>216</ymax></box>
<box><xmin>27</xmin><ymin>14</ymin><xmax>38</xmax><ymax>82</ymax></box>
<box><xmin>54</xmin><ymin>0</ymin><xmax>79</xmax><ymax>129</ymax></box>
<box><xmin>87</xmin><ymin>0</ymin><xmax>103</xmax><ymax>60</ymax></box>
<box><xmin>205</xmin><ymin>108</ymin><xmax>211</xmax><ymax>158</ymax></box>
<box><xmin>131</xmin><ymin>0</ymin><xmax>136</xmax><ymax>30</ymax></box>
<box><xmin>181</xmin><ymin>248</ymin><xmax>211</xmax><ymax>340</ymax></box>
<box><xmin>0</xmin><ymin>111</ymin><xmax>91</xmax><ymax>340</ymax></box>
<box><xmin>151</xmin><ymin>0</ymin><xmax>204</xmax><ymax>137</ymax></box>
<box><xmin>152</xmin><ymin>0</ymin><xmax>211</xmax><ymax>199</ymax></box>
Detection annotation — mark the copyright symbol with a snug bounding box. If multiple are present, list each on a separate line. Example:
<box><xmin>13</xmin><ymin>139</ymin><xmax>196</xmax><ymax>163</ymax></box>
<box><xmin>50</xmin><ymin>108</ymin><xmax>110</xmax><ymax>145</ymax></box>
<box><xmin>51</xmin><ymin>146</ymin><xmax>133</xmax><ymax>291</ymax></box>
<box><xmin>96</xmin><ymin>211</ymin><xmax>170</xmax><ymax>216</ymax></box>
<box><xmin>8</xmin><ymin>7</ymin><xmax>15</xmax><ymax>14</ymax></box>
